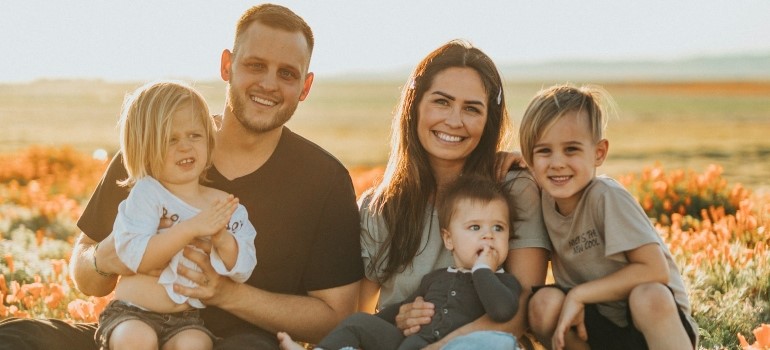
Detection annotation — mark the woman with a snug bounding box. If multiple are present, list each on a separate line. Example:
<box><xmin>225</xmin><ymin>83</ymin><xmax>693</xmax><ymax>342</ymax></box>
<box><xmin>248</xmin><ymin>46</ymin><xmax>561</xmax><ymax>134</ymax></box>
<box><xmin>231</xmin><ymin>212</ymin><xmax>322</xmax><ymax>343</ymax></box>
<box><xmin>358</xmin><ymin>39</ymin><xmax>550</xmax><ymax>348</ymax></box>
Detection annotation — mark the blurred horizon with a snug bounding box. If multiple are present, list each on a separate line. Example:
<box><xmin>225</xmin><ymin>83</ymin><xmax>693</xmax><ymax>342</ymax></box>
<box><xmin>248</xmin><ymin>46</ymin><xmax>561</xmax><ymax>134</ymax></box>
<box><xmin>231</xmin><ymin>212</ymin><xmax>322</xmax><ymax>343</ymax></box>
<box><xmin>4</xmin><ymin>52</ymin><xmax>770</xmax><ymax>85</ymax></box>
<box><xmin>2</xmin><ymin>1</ymin><xmax>769</xmax><ymax>83</ymax></box>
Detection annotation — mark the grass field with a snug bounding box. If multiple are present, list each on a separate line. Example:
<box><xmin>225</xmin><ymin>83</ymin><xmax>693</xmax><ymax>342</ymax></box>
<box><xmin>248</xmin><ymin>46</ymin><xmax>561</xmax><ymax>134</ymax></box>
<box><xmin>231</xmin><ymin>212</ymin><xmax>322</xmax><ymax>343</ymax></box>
<box><xmin>2</xmin><ymin>79</ymin><xmax>770</xmax><ymax>348</ymax></box>
<box><xmin>1</xmin><ymin>79</ymin><xmax>769</xmax><ymax>191</ymax></box>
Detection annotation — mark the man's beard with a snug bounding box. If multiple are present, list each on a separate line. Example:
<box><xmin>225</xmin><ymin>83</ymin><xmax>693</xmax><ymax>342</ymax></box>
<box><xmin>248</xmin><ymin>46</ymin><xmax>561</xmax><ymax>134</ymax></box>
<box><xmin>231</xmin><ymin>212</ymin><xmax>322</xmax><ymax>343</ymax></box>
<box><xmin>227</xmin><ymin>84</ymin><xmax>296</xmax><ymax>133</ymax></box>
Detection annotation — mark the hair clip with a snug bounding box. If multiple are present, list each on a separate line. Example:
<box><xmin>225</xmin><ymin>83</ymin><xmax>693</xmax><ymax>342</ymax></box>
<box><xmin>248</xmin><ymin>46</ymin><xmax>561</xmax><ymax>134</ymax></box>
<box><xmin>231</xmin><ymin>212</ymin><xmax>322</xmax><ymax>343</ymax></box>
<box><xmin>409</xmin><ymin>79</ymin><xmax>416</xmax><ymax>90</ymax></box>
<box><xmin>496</xmin><ymin>87</ymin><xmax>502</xmax><ymax>105</ymax></box>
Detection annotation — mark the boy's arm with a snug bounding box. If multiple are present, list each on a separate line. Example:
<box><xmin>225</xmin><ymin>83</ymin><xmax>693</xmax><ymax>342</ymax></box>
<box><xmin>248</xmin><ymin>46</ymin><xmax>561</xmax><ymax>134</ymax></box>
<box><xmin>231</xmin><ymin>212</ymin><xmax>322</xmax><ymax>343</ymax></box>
<box><xmin>552</xmin><ymin>243</ymin><xmax>668</xmax><ymax>348</ymax></box>
<box><xmin>566</xmin><ymin>243</ymin><xmax>668</xmax><ymax>303</ymax></box>
<box><xmin>472</xmin><ymin>268</ymin><xmax>521</xmax><ymax>322</ymax></box>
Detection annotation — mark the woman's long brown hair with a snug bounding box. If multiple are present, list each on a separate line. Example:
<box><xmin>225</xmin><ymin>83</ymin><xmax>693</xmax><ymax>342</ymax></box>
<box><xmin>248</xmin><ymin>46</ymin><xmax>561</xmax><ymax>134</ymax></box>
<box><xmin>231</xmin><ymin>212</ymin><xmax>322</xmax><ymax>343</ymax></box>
<box><xmin>365</xmin><ymin>39</ymin><xmax>511</xmax><ymax>283</ymax></box>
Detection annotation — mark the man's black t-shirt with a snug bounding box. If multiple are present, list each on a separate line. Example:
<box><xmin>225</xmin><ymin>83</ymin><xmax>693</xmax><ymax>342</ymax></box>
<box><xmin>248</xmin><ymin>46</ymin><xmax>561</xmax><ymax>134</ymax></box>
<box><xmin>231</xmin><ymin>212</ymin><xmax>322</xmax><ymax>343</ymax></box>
<box><xmin>77</xmin><ymin>127</ymin><xmax>364</xmax><ymax>336</ymax></box>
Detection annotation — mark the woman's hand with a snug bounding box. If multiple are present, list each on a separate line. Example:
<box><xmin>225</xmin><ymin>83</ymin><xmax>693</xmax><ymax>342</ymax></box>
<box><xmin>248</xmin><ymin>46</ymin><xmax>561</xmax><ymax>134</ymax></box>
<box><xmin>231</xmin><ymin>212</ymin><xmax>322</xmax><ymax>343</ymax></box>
<box><xmin>395</xmin><ymin>296</ymin><xmax>435</xmax><ymax>336</ymax></box>
<box><xmin>495</xmin><ymin>150</ymin><xmax>526</xmax><ymax>181</ymax></box>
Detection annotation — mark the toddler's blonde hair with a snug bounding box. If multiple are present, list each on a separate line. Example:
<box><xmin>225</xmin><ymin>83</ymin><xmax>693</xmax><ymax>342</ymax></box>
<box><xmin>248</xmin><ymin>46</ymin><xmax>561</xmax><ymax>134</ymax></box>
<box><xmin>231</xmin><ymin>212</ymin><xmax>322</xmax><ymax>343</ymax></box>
<box><xmin>118</xmin><ymin>80</ymin><xmax>215</xmax><ymax>187</ymax></box>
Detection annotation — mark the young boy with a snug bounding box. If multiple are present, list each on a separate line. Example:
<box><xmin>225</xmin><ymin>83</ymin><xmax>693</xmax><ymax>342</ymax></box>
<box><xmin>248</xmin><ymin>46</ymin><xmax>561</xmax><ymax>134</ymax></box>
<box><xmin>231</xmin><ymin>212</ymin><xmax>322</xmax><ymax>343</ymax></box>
<box><xmin>519</xmin><ymin>84</ymin><xmax>698</xmax><ymax>350</ymax></box>
<box><xmin>277</xmin><ymin>176</ymin><xmax>522</xmax><ymax>350</ymax></box>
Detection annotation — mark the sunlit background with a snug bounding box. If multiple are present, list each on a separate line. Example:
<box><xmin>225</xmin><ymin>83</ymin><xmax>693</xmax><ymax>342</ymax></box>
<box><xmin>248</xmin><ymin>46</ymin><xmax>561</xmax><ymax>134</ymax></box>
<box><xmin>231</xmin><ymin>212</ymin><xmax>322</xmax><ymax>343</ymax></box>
<box><xmin>1</xmin><ymin>0</ymin><xmax>769</xmax><ymax>189</ymax></box>
<box><xmin>2</xmin><ymin>3</ymin><xmax>770</xmax><ymax>347</ymax></box>
<box><xmin>2</xmin><ymin>1</ymin><xmax>769</xmax><ymax>82</ymax></box>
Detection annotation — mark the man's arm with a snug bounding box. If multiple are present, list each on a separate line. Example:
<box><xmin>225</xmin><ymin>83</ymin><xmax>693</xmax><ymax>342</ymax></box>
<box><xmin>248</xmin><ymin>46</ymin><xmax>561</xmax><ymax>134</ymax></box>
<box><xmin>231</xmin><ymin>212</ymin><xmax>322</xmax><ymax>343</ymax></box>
<box><xmin>175</xmin><ymin>246</ymin><xmax>360</xmax><ymax>344</ymax></box>
<box><xmin>71</xmin><ymin>153</ymin><xmax>134</xmax><ymax>296</ymax></box>
<box><xmin>69</xmin><ymin>233</ymin><xmax>132</xmax><ymax>296</ymax></box>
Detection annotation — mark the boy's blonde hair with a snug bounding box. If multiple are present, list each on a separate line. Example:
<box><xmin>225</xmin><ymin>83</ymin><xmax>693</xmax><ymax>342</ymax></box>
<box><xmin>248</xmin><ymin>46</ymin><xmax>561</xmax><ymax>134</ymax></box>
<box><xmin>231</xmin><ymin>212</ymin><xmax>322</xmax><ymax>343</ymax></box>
<box><xmin>519</xmin><ymin>84</ymin><xmax>615</xmax><ymax>167</ymax></box>
<box><xmin>118</xmin><ymin>80</ymin><xmax>215</xmax><ymax>187</ymax></box>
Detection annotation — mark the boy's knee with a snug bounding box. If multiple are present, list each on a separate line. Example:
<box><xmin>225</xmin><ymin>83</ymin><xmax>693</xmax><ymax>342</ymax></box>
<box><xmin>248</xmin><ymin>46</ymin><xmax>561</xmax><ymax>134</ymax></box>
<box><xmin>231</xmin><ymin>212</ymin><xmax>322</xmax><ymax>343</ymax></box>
<box><xmin>629</xmin><ymin>283</ymin><xmax>677</xmax><ymax>321</ymax></box>
<box><xmin>528</xmin><ymin>287</ymin><xmax>565</xmax><ymax>330</ymax></box>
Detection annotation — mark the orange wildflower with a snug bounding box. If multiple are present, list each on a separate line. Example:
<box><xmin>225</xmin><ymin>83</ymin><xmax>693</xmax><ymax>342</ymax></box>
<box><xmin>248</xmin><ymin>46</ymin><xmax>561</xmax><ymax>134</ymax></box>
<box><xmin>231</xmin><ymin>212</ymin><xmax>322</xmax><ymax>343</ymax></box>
<box><xmin>348</xmin><ymin>166</ymin><xmax>385</xmax><ymax>198</ymax></box>
<box><xmin>10</xmin><ymin>305</ymin><xmax>29</xmax><ymax>318</ymax></box>
<box><xmin>642</xmin><ymin>195</ymin><xmax>653</xmax><ymax>212</ymax></box>
<box><xmin>35</xmin><ymin>229</ymin><xmax>44</xmax><ymax>247</ymax></box>
<box><xmin>0</xmin><ymin>274</ymin><xmax>6</xmax><ymax>295</ymax></box>
<box><xmin>663</xmin><ymin>199</ymin><xmax>672</xmax><ymax>212</ymax></box>
<box><xmin>68</xmin><ymin>299</ymin><xmax>96</xmax><ymax>322</ymax></box>
<box><xmin>22</xmin><ymin>295</ymin><xmax>34</xmax><ymax>309</ymax></box>
<box><xmin>0</xmin><ymin>293</ymin><xmax>7</xmax><ymax>317</ymax></box>
<box><xmin>92</xmin><ymin>293</ymin><xmax>114</xmax><ymax>317</ymax></box>
<box><xmin>51</xmin><ymin>259</ymin><xmax>66</xmax><ymax>280</ymax></box>
<box><xmin>653</xmin><ymin>180</ymin><xmax>667</xmax><ymax>199</ymax></box>
<box><xmin>23</xmin><ymin>281</ymin><xmax>44</xmax><ymax>299</ymax></box>
<box><xmin>6</xmin><ymin>281</ymin><xmax>21</xmax><ymax>304</ymax></box>
<box><xmin>4</xmin><ymin>254</ymin><xmax>13</xmax><ymax>274</ymax></box>
<box><xmin>45</xmin><ymin>284</ymin><xmax>64</xmax><ymax>310</ymax></box>
<box><xmin>739</xmin><ymin>324</ymin><xmax>770</xmax><ymax>349</ymax></box>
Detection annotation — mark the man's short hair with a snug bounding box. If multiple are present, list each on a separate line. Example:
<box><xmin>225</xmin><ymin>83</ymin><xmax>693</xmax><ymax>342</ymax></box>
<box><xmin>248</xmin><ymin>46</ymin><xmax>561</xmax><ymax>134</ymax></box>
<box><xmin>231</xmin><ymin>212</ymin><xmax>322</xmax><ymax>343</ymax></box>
<box><xmin>233</xmin><ymin>3</ymin><xmax>314</xmax><ymax>58</ymax></box>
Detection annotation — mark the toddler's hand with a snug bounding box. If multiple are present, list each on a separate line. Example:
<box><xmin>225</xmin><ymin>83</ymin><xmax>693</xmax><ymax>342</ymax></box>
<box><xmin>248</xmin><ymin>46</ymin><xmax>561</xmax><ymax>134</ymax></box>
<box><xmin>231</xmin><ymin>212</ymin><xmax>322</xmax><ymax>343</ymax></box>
<box><xmin>476</xmin><ymin>245</ymin><xmax>499</xmax><ymax>268</ymax></box>
<box><xmin>187</xmin><ymin>195</ymin><xmax>238</xmax><ymax>237</ymax></box>
<box><xmin>211</xmin><ymin>227</ymin><xmax>232</xmax><ymax>249</ymax></box>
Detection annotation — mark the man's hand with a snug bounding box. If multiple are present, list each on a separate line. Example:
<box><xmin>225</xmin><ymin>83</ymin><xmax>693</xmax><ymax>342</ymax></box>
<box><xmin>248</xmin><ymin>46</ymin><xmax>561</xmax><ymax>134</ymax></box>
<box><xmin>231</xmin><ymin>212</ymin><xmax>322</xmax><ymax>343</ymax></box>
<box><xmin>174</xmin><ymin>242</ymin><xmax>232</xmax><ymax>305</ymax></box>
<box><xmin>395</xmin><ymin>296</ymin><xmax>435</xmax><ymax>336</ymax></box>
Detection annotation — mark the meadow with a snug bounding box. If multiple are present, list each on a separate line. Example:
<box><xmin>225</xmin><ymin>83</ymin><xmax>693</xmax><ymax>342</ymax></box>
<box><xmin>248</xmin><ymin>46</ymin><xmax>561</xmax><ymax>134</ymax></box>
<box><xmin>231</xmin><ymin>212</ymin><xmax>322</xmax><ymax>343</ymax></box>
<box><xmin>1</xmin><ymin>79</ymin><xmax>769</xmax><ymax>190</ymax></box>
<box><xmin>1</xmin><ymin>79</ymin><xmax>770</xmax><ymax>349</ymax></box>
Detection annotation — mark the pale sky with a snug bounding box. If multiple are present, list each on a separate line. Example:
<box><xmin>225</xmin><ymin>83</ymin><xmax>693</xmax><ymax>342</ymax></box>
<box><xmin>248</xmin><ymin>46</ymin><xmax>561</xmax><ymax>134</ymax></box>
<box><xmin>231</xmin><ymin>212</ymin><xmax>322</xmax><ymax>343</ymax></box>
<box><xmin>1</xmin><ymin>1</ymin><xmax>769</xmax><ymax>83</ymax></box>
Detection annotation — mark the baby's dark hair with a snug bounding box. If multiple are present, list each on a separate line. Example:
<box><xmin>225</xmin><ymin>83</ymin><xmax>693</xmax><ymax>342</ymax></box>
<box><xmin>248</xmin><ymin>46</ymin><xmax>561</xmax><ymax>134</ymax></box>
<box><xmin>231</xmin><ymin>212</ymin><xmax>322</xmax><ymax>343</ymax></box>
<box><xmin>437</xmin><ymin>176</ymin><xmax>517</xmax><ymax>239</ymax></box>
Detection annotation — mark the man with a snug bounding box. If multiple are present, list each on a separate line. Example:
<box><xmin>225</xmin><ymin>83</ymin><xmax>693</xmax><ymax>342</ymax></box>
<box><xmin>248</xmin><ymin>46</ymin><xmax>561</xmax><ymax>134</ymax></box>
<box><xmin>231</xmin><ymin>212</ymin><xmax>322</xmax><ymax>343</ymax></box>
<box><xmin>0</xmin><ymin>4</ymin><xmax>363</xmax><ymax>350</ymax></box>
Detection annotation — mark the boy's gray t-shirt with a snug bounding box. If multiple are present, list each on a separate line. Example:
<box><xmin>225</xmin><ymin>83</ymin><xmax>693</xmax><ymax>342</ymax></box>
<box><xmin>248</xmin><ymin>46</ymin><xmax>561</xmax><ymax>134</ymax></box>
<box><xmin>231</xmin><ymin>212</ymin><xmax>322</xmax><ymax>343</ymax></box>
<box><xmin>542</xmin><ymin>176</ymin><xmax>697</xmax><ymax>333</ymax></box>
